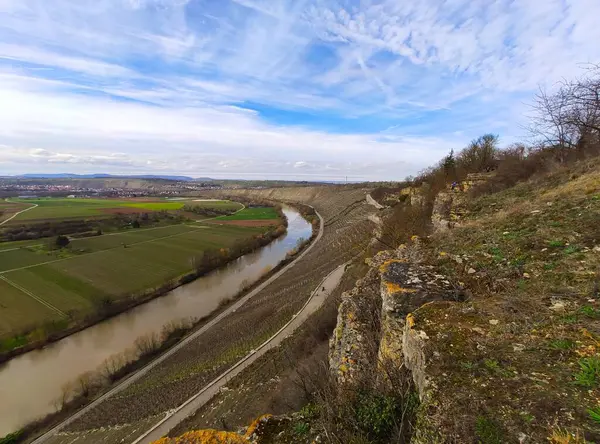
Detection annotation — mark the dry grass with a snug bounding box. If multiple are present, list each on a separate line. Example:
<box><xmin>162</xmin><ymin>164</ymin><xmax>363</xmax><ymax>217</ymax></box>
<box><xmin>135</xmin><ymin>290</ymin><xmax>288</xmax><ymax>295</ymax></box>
<box><xmin>411</xmin><ymin>158</ymin><xmax>600</xmax><ymax>442</ymax></box>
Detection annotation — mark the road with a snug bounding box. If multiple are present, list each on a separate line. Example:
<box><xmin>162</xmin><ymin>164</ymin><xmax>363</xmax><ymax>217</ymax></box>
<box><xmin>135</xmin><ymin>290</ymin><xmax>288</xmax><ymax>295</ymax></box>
<box><xmin>0</xmin><ymin>201</ymin><xmax>38</xmax><ymax>226</ymax></box>
<box><xmin>31</xmin><ymin>207</ymin><xmax>325</xmax><ymax>444</ymax></box>
<box><xmin>134</xmin><ymin>260</ymin><xmax>349</xmax><ymax>443</ymax></box>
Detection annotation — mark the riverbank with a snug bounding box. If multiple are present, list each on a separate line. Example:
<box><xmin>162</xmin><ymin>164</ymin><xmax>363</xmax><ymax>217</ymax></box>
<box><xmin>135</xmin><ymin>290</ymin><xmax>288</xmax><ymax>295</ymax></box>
<box><xmin>15</xmin><ymin>219</ymin><xmax>317</xmax><ymax>444</ymax></box>
<box><xmin>1</xmin><ymin>206</ymin><xmax>315</xmax><ymax>441</ymax></box>
<box><xmin>0</xmin><ymin>222</ymin><xmax>286</xmax><ymax>365</ymax></box>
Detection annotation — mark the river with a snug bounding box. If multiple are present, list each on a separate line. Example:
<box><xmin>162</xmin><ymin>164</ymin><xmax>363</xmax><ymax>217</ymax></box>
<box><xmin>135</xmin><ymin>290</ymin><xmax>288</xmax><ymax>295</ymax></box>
<box><xmin>0</xmin><ymin>207</ymin><xmax>312</xmax><ymax>436</ymax></box>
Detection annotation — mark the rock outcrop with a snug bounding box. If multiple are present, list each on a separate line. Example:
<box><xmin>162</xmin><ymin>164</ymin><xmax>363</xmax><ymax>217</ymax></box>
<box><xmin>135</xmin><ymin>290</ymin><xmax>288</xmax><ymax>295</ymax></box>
<box><xmin>329</xmin><ymin>239</ymin><xmax>462</xmax><ymax>405</ymax></box>
<box><xmin>329</xmin><ymin>265</ymin><xmax>381</xmax><ymax>386</ymax></box>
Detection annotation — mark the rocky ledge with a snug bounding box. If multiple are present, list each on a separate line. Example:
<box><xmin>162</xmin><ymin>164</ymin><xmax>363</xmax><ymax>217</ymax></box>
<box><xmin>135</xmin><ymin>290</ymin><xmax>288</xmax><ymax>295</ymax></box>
<box><xmin>329</xmin><ymin>239</ymin><xmax>466</xmax><ymax>441</ymax></box>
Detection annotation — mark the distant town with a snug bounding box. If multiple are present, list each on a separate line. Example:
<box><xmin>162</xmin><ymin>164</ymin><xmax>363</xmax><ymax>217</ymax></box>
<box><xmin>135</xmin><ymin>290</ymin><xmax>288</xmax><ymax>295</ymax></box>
<box><xmin>0</xmin><ymin>178</ymin><xmax>223</xmax><ymax>199</ymax></box>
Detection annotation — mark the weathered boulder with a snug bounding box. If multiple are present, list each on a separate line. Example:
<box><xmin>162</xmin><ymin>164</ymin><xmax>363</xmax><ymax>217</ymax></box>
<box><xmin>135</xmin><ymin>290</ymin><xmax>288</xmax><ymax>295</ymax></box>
<box><xmin>329</xmin><ymin>239</ymin><xmax>465</xmax><ymax>442</ymax></box>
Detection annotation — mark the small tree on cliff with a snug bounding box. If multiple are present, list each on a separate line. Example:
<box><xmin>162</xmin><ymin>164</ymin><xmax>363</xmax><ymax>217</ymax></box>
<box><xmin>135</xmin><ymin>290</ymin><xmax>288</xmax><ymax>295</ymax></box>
<box><xmin>442</xmin><ymin>149</ymin><xmax>457</xmax><ymax>182</ymax></box>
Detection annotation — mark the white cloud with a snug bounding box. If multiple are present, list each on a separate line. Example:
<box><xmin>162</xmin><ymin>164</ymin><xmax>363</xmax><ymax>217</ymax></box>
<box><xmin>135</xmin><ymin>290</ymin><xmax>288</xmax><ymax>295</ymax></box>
<box><xmin>0</xmin><ymin>43</ymin><xmax>136</xmax><ymax>78</ymax></box>
<box><xmin>0</xmin><ymin>0</ymin><xmax>598</xmax><ymax>180</ymax></box>
<box><xmin>0</xmin><ymin>76</ymin><xmax>460</xmax><ymax>179</ymax></box>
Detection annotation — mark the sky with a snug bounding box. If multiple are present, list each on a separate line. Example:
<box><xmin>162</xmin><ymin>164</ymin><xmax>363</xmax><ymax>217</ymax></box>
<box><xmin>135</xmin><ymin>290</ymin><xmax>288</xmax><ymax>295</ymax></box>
<box><xmin>1</xmin><ymin>0</ymin><xmax>599</xmax><ymax>181</ymax></box>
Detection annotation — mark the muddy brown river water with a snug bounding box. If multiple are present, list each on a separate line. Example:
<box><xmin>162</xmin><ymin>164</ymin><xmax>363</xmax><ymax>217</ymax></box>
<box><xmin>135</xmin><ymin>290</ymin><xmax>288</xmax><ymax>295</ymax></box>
<box><xmin>0</xmin><ymin>207</ymin><xmax>312</xmax><ymax>436</ymax></box>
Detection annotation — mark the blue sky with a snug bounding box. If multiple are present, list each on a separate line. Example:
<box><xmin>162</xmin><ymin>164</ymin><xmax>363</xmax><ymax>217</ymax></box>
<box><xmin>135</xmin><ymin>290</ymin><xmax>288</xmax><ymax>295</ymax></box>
<box><xmin>1</xmin><ymin>0</ymin><xmax>599</xmax><ymax>181</ymax></box>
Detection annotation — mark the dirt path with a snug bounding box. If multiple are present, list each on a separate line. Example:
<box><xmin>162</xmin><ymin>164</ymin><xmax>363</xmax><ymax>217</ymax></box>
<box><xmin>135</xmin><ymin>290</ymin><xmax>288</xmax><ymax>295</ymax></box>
<box><xmin>0</xmin><ymin>275</ymin><xmax>67</xmax><ymax>317</ymax></box>
<box><xmin>134</xmin><ymin>260</ymin><xmax>348</xmax><ymax>444</ymax></box>
<box><xmin>31</xmin><ymin>208</ymin><xmax>325</xmax><ymax>444</ymax></box>
<box><xmin>0</xmin><ymin>201</ymin><xmax>38</xmax><ymax>226</ymax></box>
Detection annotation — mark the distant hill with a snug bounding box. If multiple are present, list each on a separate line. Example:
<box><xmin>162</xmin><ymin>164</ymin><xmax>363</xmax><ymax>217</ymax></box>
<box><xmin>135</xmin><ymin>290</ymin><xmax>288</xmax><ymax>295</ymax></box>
<box><xmin>11</xmin><ymin>174</ymin><xmax>204</xmax><ymax>181</ymax></box>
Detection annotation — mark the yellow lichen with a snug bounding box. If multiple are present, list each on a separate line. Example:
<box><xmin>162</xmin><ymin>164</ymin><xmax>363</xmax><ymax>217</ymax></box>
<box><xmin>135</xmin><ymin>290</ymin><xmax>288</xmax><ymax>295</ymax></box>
<box><xmin>245</xmin><ymin>414</ymin><xmax>273</xmax><ymax>438</ymax></box>
<box><xmin>406</xmin><ymin>313</ymin><xmax>416</xmax><ymax>329</ymax></box>
<box><xmin>384</xmin><ymin>282</ymin><xmax>418</xmax><ymax>294</ymax></box>
<box><xmin>153</xmin><ymin>430</ymin><xmax>247</xmax><ymax>444</ymax></box>
<box><xmin>154</xmin><ymin>414</ymin><xmax>275</xmax><ymax>444</ymax></box>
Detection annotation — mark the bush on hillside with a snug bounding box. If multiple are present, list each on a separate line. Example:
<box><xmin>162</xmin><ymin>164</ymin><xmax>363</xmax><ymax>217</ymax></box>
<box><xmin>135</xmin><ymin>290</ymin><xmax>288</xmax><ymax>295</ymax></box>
<box><xmin>55</xmin><ymin>235</ymin><xmax>70</xmax><ymax>249</ymax></box>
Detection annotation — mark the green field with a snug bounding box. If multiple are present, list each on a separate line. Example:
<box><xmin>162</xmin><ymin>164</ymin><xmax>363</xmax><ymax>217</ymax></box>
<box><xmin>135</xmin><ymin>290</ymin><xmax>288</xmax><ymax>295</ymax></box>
<box><xmin>5</xmin><ymin>198</ymin><xmax>247</xmax><ymax>222</ymax></box>
<box><xmin>215</xmin><ymin>207</ymin><xmax>279</xmax><ymax>221</ymax></box>
<box><xmin>0</xmin><ymin>239</ymin><xmax>43</xmax><ymax>251</ymax></box>
<box><xmin>0</xmin><ymin>225</ymin><xmax>198</xmax><ymax>273</ymax></box>
<box><xmin>0</xmin><ymin>278</ymin><xmax>63</xmax><ymax>338</ymax></box>
<box><xmin>122</xmin><ymin>202</ymin><xmax>187</xmax><ymax>211</ymax></box>
<box><xmin>9</xmin><ymin>198</ymin><xmax>188</xmax><ymax>221</ymax></box>
<box><xmin>0</xmin><ymin>222</ymin><xmax>266</xmax><ymax>342</ymax></box>
<box><xmin>187</xmin><ymin>200</ymin><xmax>244</xmax><ymax>211</ymax></box>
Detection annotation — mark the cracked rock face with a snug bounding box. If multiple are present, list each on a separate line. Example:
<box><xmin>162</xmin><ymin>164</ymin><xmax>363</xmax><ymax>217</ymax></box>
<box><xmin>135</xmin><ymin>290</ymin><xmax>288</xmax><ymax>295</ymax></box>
<box><xmin>330</xmin><ymin>241</ymin><xmax>461</xmax><ymax>396</ymax></box>
<box><xmin>378</xmin><ymin>256</ymin><xmax>462</xmax><ymax>384</ymax></box>
<box><xmin>328</xmin><ymin>267</ymin><xmax>381</xmax><ymax>386</ymax></box>
<box><xmin>431</xmin><ymin>192</ymin><xmax>453</xmax><ymax>231</ymax></box>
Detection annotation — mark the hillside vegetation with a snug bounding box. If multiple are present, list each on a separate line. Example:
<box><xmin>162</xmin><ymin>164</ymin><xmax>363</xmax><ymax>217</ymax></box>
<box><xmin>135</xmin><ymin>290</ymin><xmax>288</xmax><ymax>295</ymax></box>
<box><xmin>160</xmin><ymin>66</ymin><xmax>600</xmax><ymax>443</ymax></box>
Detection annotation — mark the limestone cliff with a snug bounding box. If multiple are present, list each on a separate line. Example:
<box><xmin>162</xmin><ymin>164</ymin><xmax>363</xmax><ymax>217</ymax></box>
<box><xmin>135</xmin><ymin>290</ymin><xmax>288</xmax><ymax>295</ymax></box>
<box><xmin>329</xmin><ymin>239</ymin><xmax>463</xmax><ymax>442</ymax></box>
<box><xmin>330</xmin><ymin>162</ymin><xmax>600</xmax><ymax>443</ymax></box>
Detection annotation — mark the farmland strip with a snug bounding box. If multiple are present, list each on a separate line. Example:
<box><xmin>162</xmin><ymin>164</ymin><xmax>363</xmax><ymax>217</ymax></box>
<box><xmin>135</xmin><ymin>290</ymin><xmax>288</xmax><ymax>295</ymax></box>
<box><xmin>0</xmin><ymin>275</ymin><xmax>67</xmax><ymax>318</ymax></box>
<box><xmin>0</xmin><ymin>225</ymin><xmax>208</xmax><ymax>274</ymax></box>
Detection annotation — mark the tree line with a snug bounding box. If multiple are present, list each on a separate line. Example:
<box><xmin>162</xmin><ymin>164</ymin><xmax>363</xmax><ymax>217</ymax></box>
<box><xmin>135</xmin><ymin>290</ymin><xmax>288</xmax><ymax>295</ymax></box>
<box><xmin>375</xmin><ymin>63</ymin><xmax>600</xmax><ymax>248</ymax></box>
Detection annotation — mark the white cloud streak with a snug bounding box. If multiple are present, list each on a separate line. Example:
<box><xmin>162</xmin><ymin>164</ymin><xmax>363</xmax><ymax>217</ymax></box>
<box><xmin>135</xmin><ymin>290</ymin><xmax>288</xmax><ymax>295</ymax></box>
<box><xmin>0</xmin><ymin>0</ymin><xmax>598</xmax><ymax>179</ymax></box>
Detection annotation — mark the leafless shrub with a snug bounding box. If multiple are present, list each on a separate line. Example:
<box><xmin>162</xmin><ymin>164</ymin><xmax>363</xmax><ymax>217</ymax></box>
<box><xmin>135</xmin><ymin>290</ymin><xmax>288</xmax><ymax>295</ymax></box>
<box><xmin>378</xmin><ymin>203</ymin><xmax>430</xmax><ymax>249</ymax></box>
<box><xmin>100</xmin><ymin>354</ymin><xmax>127</xmax><ymax>381</ymax></box>
<box><xmin>53</xmin><ymin>381</ymin><xmax>76</xmax><ymax>411</ymax></box>
<box><xmin>134</xmin><ymin>332</ymin><xmax>162</xmax><ymax>357</ymax></box>
<box><xmin>75</xmin><ymin>371</ymin><xmax>103</xmax><ymax>398</ymax></box>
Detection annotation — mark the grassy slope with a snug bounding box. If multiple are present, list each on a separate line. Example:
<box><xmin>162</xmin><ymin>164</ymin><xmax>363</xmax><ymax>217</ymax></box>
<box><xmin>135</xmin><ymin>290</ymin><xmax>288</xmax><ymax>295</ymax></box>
<box><xmin>216</xmin><ymin>207</ymin><xmax>278</xmax><ymax>221</ymax></box>
<box><xmin>187</xmin><ymin>200</ymin><xmax>244</xmax><ymax>211</ymax></box>
<box><xmin>415</xmin><ymin>158</ymin><xmax>600</xmax><ymax>442</ymax></box>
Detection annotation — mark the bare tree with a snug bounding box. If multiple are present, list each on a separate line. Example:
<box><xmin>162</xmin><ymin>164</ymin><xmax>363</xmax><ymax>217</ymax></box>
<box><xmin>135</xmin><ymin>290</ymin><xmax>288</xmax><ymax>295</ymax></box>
<box><xmin>456</xmin><ymin>134</ymin><xmax>499</xmax><ymax>173</ymax></box>
<box><xmin>75</xmin><ymin>371</ymin><xmax>98</xmax><ymax>398</ymax></box>
<box><xmin>529</xmin><ymin>64</ymin><xmax>600</xmax><ymax>158</ymax></box>
<box><xmin>134</xmin><ymin>332</ymin><xmax>161</xmax><ymax>357</ymax></box>
<box><xmin>53</xmin><ymin>381</ymin><xmax>75</xmax><ymax>411</ymax></box>
<box><xmin>100</xmin><ymin>354</ymin><xmax>127</xmax><ymax>381</ymax></box>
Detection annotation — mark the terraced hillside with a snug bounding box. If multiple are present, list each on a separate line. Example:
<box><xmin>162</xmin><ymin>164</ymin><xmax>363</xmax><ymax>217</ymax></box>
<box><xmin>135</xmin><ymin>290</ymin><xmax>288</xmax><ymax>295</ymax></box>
<box><xmin>40</xmin><ymin>186</ymin><xmax>377</xmax><ymax>444</ymax></box>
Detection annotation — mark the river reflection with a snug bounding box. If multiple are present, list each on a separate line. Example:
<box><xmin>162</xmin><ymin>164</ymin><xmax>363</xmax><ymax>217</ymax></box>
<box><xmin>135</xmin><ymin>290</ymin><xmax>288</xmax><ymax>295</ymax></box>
<box><xmin>0</xmin><ymin>207</ymin><xmax>312</xmax><ymax>436</ymax></box>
